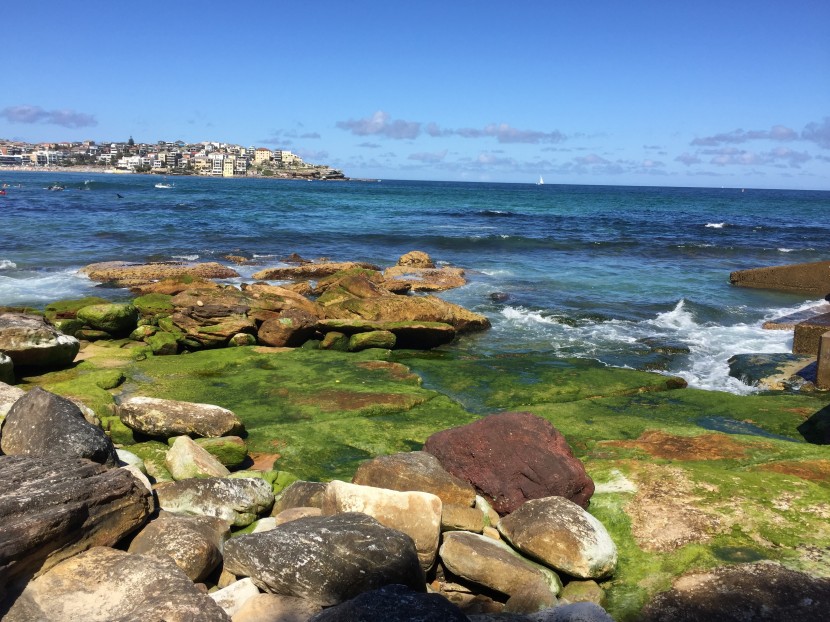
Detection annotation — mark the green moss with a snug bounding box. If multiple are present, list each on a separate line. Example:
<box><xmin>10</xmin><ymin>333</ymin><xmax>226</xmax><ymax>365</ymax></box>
<box><xmin>44</xmin><ymin>297</ymin><xmax>110</xmax><ymax>322</ymax></box>
<box><xmin>132</xmin><ymin>293</ymin><xmax>174</xmax><ymax>317</ymax></box>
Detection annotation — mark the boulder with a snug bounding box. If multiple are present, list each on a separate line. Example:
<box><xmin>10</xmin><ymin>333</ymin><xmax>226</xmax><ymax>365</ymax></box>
<box><xmin>352</xmin><ymin>451</ymin><xmax>477</xmax><ymax>507</ymax></box>
<box><xmin>118</xmin><ymin>395</ymin><xmax>245</xmax><ymax>438</ymax></box>
<box><xmin>156</xmin><ymin>476</ymin><xmax>275</xmax><ymax>527</ymax></box>
<box><xmin>441</xmin><ymin>504</ymin><xmax>486</xmax><ymax>533</ymax></box>
<box><xmin>383</xmin><ymin>265</ymin><xmax>467</xmax><ymax>292</ymax></box>
<box><xmin>252</xmin><ymin>261</ymin><xmax>382</xmax><ymax>281</ymax></box>
<box><xmin>0</xmin><ymin>312</ymin><xmax>79</xmax><ymax>370</ymax></box>
<box><xmin>80</xmin><ymin>260</ymin><xmax>239</xmax><ymax>287</ymax></box>
<box><xmin>223</xmin><ymin>512</ymin><xmax>424</xmax><ymax>606</ymax></box>
<box><xmin>209</xmin><ymin>577</ymin><xmax>261</xmax><ymax>618</ymax></box>
<box><xmin>146</xmin><ymin>330</ymin><xmax>179</xmax><ymax>355</ymax></box>
<box><xmin>229</xmin><ymin>332</ymin><xmax>257</xmax><ymax>346</ymax></box>
<box><xmin>497</xmin><ymin>497</ymin><xmax>617</xmax><ymax>580</ymax></box>
<box><xmin>318</xmin><ymin>319</ymin><xmax>456</xmax><ymax>349</ymax></box>
<box><xmin>128</xmin><ymin>511</ymin><xmax>229</xmax><ymax>582</ymax></box>
<box><xmin>440</xmin><ymin>531</ymin><xmax>562</xmax><ymax>601</ymax></box>
<box><xmin>0</xmin><ymin>353</ymin><xmax>13</xmax><ymax>384</ymax></box>
<box><xmin>1</xmin><ymin>387</ymin><xmax>118</xmax><ymax>466</ymax></box>
<box><xmin>232</xmin><ymin>592</ymin><xmax>322</xmax><ymax>622</ymax></box>
<box><xmin>469</xmin><ymin>603</ymin><xmax>614</xmax><ymax>622</ymax></box>
<box><xmin>559</xmin><ymin>580</ymin><xmax>605</xmax><ymax>606</ymax></box>
<box><xmin>0</xmin><ymin>456</ymin><xmax>152</xmax><ymax>595</ymax></box>
<box><xmin>195</xmin><ymin>435</ymin><xmax>249</xmax><ymax>467</ymax></box>
<box><xmin>274</xmin><ymin>506</ymin><xmax>322</xmax><ymax>526</ymax></box>
<box><xmin>396</xmin><ymin>251</ymin><xmax>436</xmax><ymax>269</ymax></box>
<box><xmin>639</xmin><ymin>561</ymin><xmax>830</xmax><ymax>622</ymax></box>
<box><xmin>0</xmin><ymin>381</ymin><xmax>24</xmax><ymax>417</ymax></box>
<box><xmin>320</xmin><ymin>330</ymin><xmax>350</xmax><ymax>351</ymax></box>
<box><xmin>348</xmin><ymin>329</ymin><xmax>396</xmax><ymax>351</ymax></box>
<box><xmin>171</xmin><ymin>307</ymin><xmax>257</xmax><ymax>348</ymax></box>
<box><xmin>308</xmin><ymin>584</ymin><xmax>468</xmax><ymax>622</ymax></box>
<box><xmin>321</xmin><ymin>480</ymin><xmax>442</xmax><ymax>570</ymax></box>
<box><xmin>165</xmin><ymin>435</ymin><xmax>231</xmax><ymax>480</ymax></box>
<box><xmin>242</xmin><ymin>281</ymin><xmax>325</xmax><ymax>322</ymax></box>
<box><xmin>3</xmin><ymin>546</ymin><xmax>231</xmax><ymax>621</ymax></box>
<box><xmin>257</xmin><ymin>309</ymin><xmax>318</xmax><ymax>347</ymax></box>
<box><xmin>76</xmin><ymin>302</ymin><xmax>139</xmax><ymax>336</ymax></box>
<box><xmin>272</xmin><ymin>480</ymin><xmax>328</xmax><ymax>515</ymax></box>
<box><xmin>424</xmin><ymin>412</ymin><xmax>594</xmax><ymax>514</ymax></box>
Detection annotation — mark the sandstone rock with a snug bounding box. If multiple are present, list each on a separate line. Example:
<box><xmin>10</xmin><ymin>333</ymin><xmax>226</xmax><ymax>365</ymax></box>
<box><xmin>0</xmin><ymin>381</ymin><xmax>24</xmax><ymax>417</ymax></box>
<box><xmin>229</xmin><ymin>332</ymin><xmax>257</xmax><ymax>346</ymax></box>
<box><xmin>3</xmin><ymin>546</ymin><xmax>230</xmax><ymax>621</ymax></box>
<box><xmin>729</xmin><ymin>260</ymin><xmax>830</xmax><ymax>296</ymax></box>
<box><xmin>383</xmin><ymin>265</ymin><xmax>467</xmax><ymax>292</ymax></box>
<box><xmin>76</xmin><ymin>302</ymin><xmax>139</xmax><ymax>335</ymax></box>
<box><xmin>321</xmin><ymin>480</ymin><xmax>442</xmax><ymax>570</ymax></box>
<box><xmin>118</xmin><ymin>395</ymin><xmax>245</xmax><ymax>438</ymax></box>
<box><xmin>424</xmin><ymin>411</ymin><xmax>594</xmax><ymax>514</ymax></box>
<box><xmin>272</xmin><ymin>480</ymin><xmax>328</xmax><ymax>515</ymax></box>
<box><xmin>171</xmin><ymin>306</ymin><xmax>257</xmax><ymax>348</ymax></box>
<box><xmin>250</xmin><ymin>517</ymin><xmax>279</xmax><ymax>533</ymax></box>
<box><xmin>318</xmin><ymin>318</ymin><xmax>456</xmax><ymax>349</ymax></box>
<box><xmin>0</xmin><ymin>456</ymin><xmax>152</xmax><ymax>595</ymax></box>
<box><xmin>166</xmin><ymin>435</ymin><xmax>231</xmax><ymax>480</ymax></box>
<box><xmin>223</xmin><ymin>512</ymin><xmax>424</xmax><ymax>606</ymax></box>
<box><xmin>0</xmin><ymin>312</ymin><xmax>80</xmax><ymax>370</ymax></box>
<box><xmin>348</xmin><ymin>329</ymin><xmax>396</xmax><ymax>351</ymax></box>
<box><xmin>442</xmin><ymin>503</ymin><xmax>486</xmax><ymax>532</ymax></box>
<box><xmin>130</xmin><ymin>324</ymin><xmax>158</xmax><ymax>340</ymax></box>
<box><xmin>274</xmin><ymin>506</ymin><xmax>322</xmax><ymax>526</ymax></box>
<box><xmin>252</xmin><ymin>261</ymin><xmax>382</xmax><ymax>281</ymax></box>
<box><xmin>0</xmin><ymin>353</ymin><xmax>13</xmax><ymax>384</ymax></box>
<box><xmin>320</xmin><ymin>330</ymin><xmax>350</xmax><ymax>350</ymax></box>
<box><xmin>80</xmin><ymin>260</ymin><xmax>239</xmax><ymax>287</ymax></box>
<box><xmin>128</xmin><ymin>511</ymin><xmax>229</xmax><ymax>581</ymax></box>
<box><xmin>559</xmin><ymin>580</ymin><xmax>605</xmax><ymax>606</ymax></box>
<box><xmin>397</xmin><ymin>251</ymin><xmax>436</xmax><ymax>269</ymax></box>
<box><xmin>257</xmin><ymin>309</ymin><xmax>318</xmax><ymax>347</ymax></box>
<box><xmin>195</xmin><ymin>435</ymin><xmax>249</xmax><ymax>467</ymax></box>
<box><xmin>156</xmin><ymin>477</ymin><xmax>275</xmax><ymax>527</ymax></box>
<box><xmin>352</xmin><ymin>450</ymin><xmax>477</xmax><ymax>507</ymax></box>
<box><xmin>440</xmin><ymin>531</ymin><xmax>561</xmax><ymax>601</ymax></box>
<box><xmin>243</xmin><ymin>281</ymin><xmax>325</xmax><ymax>321</ymax></box>
<box><xmin>209</xmin><ymin>577</ymin><xmax>261</xmax><ymax>618</ymax></box>
<box><xmin>639</xmin><ymin>561</ymin><xmax>830</xmax><ymax>622</ymax></box>
<box><xmin>232</xmin><ymin>592</ymin><xmax>322</xmax><ymax>622</ymax></box>
<box><xmin>308</xmin><ymin>584</ymin><xmax>468</xmax><ymax>621</ymax></box>
<box><xmin>503</xmin><ymin>583</ymin><xmax>559</xmax><ymax>614</ymax></box>
<box><xmin>1</xmin><ymin>387</ymin><xmax>118</xmax><ymax>466</ymax></box>
<box><xmin>497</xmin><ymin>496</ymin><xmax>617</xmax><ymax>580</ymax></box>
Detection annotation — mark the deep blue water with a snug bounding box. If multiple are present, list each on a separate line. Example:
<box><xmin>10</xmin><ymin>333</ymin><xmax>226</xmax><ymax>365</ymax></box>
<box><xmin>2</xmin><ymin>171</ymin><xmax>829</xmax><ymax>392</ymax></box>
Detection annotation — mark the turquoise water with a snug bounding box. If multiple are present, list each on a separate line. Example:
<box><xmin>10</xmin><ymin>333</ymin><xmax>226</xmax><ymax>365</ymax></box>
<box><xmin>1</xmin><ymin>171</ymin><xmax>828</xmax><ymax>392</ymax></box>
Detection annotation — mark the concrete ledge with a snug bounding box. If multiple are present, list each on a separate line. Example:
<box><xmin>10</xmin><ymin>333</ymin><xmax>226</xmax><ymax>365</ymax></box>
<box><xmin>730</xmin><ymin>261</ymin><xmax>830</xmax><ymax>296</ymax></box>
<box><xmin>793</xmin><ymin>313</ymin><xmax>830</xmax><ymax>355</ymax></box>
<box><xmin>818</xmin><ymin>331</ymin><xmax>830</xmax><ymax>390</ymax></box>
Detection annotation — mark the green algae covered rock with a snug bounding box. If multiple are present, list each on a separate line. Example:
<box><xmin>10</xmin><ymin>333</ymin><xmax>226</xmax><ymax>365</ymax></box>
<box><xmin>133</xmin><ymin>293</ymin><xmax>175</xmax><ymax>318</ymax></box>
<box><xmin>130</xmin><ymin>325</ymin><xmax>158</xmax><ymax>341</ymax></box>
<box><xmin>320</xmin><ymin>331</ymin><xmax>350</xmax><ymax>351</ymax></box>
<box><xmin>147</xmin><ymin>331</ymin><xmax>179</xmax><ymax>355</ymax></box>
<box><xmin>76</xmin><ymin>303</ymin><xmax>139</xmax><ymax>336</ymax></box>
<box><xmin>194</xmin><ymin>435</ymin><xmax>248</xmax><ymax>468</ymax></box>
<box><xmin>349</xmin><ymin>330</ymin><xmax>396</xmax><ymax>352</ymax></box>
<box><xmin>129</xmin><ymin>440</ymin><xmax>174</xmax><ymax>483</ymax></box>
<box><xmin>43</xmin><ymin>296</ymin><xmax>110</xmax><ymax>323</ymax></box>
<box><xmin>52</xmin><ymin>318</ymin><xmax>86</xmax><ymax>337</ymax></box>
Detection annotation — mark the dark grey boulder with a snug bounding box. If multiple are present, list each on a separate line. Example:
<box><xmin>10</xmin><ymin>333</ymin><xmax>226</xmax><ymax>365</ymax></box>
<box><xmin>309</xmin><ymin>584</ymin><xmax>468</xmax><ymax>621</ymax></box>
<box><xmin>155</xmin><ymin>476</ymin><xmax>274</xmax><ymax>527</ymax></box>
<box><xmin>0</xmin><ymin>387</ymin><xmax>118</xmax><ymax>466</ymax></box>
<box><xmin>0</xmin><ymin>456</ymin><xmax>152</xmax><ymax>604</ymax></box>
<box><xmin>0</xmin><ymin>312</ymin><xmax>79</xmax><ymax>370</ymax></box>
<box><xmin>223</xmin><ymin>512</ymin><xmax>424</xmax><ymax>606</ymax></box>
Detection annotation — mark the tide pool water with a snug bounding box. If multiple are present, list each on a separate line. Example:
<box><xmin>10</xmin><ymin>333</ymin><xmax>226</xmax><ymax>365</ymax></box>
<box><xmin>2</xmin><ymin>171</ymin><xmax>828</xmax><ymax>393</ymax></box>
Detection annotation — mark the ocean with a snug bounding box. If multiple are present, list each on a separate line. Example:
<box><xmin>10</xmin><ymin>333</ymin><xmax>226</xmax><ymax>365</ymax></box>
<box><xmin>2</xmin><ymin>171</ymin><xmax>828</xmax><ymax>394</ymax></box>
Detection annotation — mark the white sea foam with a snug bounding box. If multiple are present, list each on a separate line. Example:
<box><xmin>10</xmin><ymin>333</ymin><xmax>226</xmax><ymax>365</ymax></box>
<box><xmin>705</xmin><ymin>222</ymin><xmax>726</xmax><ymax>228</ymax></box>
<box><xmin>172</xmin><ymin>254</ymin><xmax>199</xmax><ymax>261</ymax></box>
<box><xmin>500</xmin><ymin>298</ymin><xmax>815</xmax><ymax>395</ymax></box>
<box><xmin>778</xmin><ymin>248</ymin><xmax>793</xmax><ymax>253</ymax></box>
<box><xmin>0</xmin><ymin>259</ymin><xmax>17</xmax><ymax>270</ymax></box>
<box><xmin>0</xmin><ymin>270</ymin><xmax>98</xmax><ymax>305</ymax></box>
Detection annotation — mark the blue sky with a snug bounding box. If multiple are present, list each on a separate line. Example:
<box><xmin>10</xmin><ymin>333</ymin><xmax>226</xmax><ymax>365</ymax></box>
<box><xmin>3</xmin><ymin>1</ymin><xmax>829</xmax><ymax>189</ymax></box>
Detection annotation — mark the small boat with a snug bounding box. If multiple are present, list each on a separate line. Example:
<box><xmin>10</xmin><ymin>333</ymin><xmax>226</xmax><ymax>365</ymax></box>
<box><xmin>0</xmin><ymin>189</ymin><xmax>6</xmax><ymax>196</ymax></box>
<box><xmin>536</xmin><ymin>176</ymin><xmax>544</xmax><ymax>186</ymax></box>
<box><xmin>154</xmin><ymin>182</ymin><xmax>173</xmax><ymax>189</ymax></box>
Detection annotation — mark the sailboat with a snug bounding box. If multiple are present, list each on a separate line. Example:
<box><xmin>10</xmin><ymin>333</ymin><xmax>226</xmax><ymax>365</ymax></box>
<box><xmin>536</xmin><ymin>175</ymin><xmax>544</xmax><ymax>186</ymax></box>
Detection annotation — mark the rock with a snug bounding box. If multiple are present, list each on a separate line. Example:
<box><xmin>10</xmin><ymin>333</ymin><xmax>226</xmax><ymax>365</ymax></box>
<box><xmin>156</xmin><ymin>476</ymin><xmax>274</xmax><ymax>527</ymax></box>
<box><xmin>348</xmin><ymin>329</ymin><xmax>396</xmax><ymax>351</ymax></box>
<box><xmin>497</xmin><ymin>496</ymin><xmax>617</xmax><ymax>580</ymax></box>
<box><xmin>229</xmin><ymin>332</ymin><xmax>257</xmax><ymax>346</ymax></box>
<box><xmin>116</xmin><ymin>447</ymin><xmax>146</xmax><ymax>473</ymax></box>
<box><xmin>318</xmin><ymin>319</ymin><xmax>456</xmax><ymax>349</ymax></box>
<box><xmin>250</xmin><ymin>517</ymin><xmax>279</xmax><ymax>533</ymax></box>
<box><xmin>223</xmin><ymin>512</ymin><xmax>424</xmax><ymax>606</ymax></box>
<box><xmin>0</xmin><ymin>353</ymin><xmax>13</xmax><ymax>383</ymax></box>
<box><xmin>209</xmin><ymin>577</ymin><xmax>261</xmax><ymax>618</ymax></box>
<box><xmin>559</xmin><ymin>580</ymin><xmax>605</xmax><ymax>606</ymax></box>
<box><xmin>43</xmin><ymin>296</ymin><xmax>111</xmax><ymax>322</ymax></box>
<box><xmin>127</xmin><ymin>511</ymin><xmax>229</xmax><ymax>581</ymax></box>
<box><xmin>132</xmin><ymin>292</ymin><xmax>176</xmax><ymax>317</ymax></box>
<box><xmin>80</xmin><ymin>260</ymin><xmax>240</xmax><ymax>287</ymax></box>
<box><xmin>272</xmin><ymin>480</ymin><xmax>328</xmax><ymax>515</ymax></box>
<box><xmin>0</xmin><ymin>312</ymin><xmax>80</xmax><ymax>370</ymax></box>
<box><xmin>242</xmin><ymin>281</ymin><xmax>325</xmax><ymax>322</ymax></box>
<box><xmin>166</xmin><ymin>435</ymin><xmax>231</xmax><ymax>480</ymax></box>
<box><xmin>118</xmin><ymin>395</ymin><xmax>245</xmax><ymax>438</ymax></box>
<box><xmin>397</xmin><ymin>251</ymin><xmax>436</xmax><ymax>269</ymax></box>
<box><xmin>320</xmin><ymin>330</ymin><xmax>350</xmax><ymax>351</ymax></box>
<box><xmin>308</xmin><ymin>584</ymin><xmax>468</xmax><ymax>622</ymax></box>
<box><xmin>171</xmin><ymin>299</ymin><xmax>257</xmax><ymax>348</ymax></box>
<box><xmin>1</xmin><ymin>387</ymin><xmax>118</xmax><ymax>466</ymax></box>
<box><xmin>321</xmin><ymin>480</ymin><xmax>442</xmax><ymax>570</ymax></box>
<box><xmin>440</xmin><ymin>531</ymin><xmax>561</xmax><ymax>602</ymax></box>
<box><xmin>257</xmin><ymin>309</ymin><xmax>318</xmax><ymax>347</ymax></box>
<box><xmin>729</xmin><ymin>260</ymin><xmax>830</xmax><ymax>296</ymax></box>
<box><xmin>75</xmin><ymin>328</ymin><xmax>112</xmax><ymax>340</ymax></box>
<box><xmin>274</xmin><ymin>506</ymin><xmax>322</xmax><ymax>526</ymax></box>
<box><xmin>232</xmin><ymin>592</ymin><xmax>322</xmax><ymax>622</ymax></box>
<box><xmin>0</xmin><ymin>456</ymin><xmax>152</xmax><ymax>595</ymax></box>
<box><xmin>252</xmin><ymin>261</ymin><xmax>382</xmax><ymax>281</ymax></box>
<box><xmin>146</xmin><ymin>330</ymin><xmax>180</xmax><ymax>355</ymax></box>
<box><xmin>353</xmin><ymin>450</ymin><xmax>477</xmax><ymax>507</ymax></box>
<box><xmin>0</xmin><ymin>381</ymin><xmax>24</xmax><ymax>417</ymax></box>
<box><xmin>639</xmin><ymin>561</ymin><xmax>830</xmax><ymax>622</ymax></box>
<box><xmin>469</xmin><ymin>603</ymin><xmax>614</xmax><ymax>621</ymax></box>
<box><xmin>195</xmin><ymin>435</ymin><xmax>249</xmax><ymax>467</ymax></box>
<box><xmin>424</xmin><ymin>412</ymin><xmax>594</xmax><ymax>514</ymax></box>
<box><xmin>793</xmin><ymin>312</ymin><xmax>830</xmax><ymax>355</ymax></box>
<box><xmin>3</xmin><ymin>546</ymin><xmax>231</xmax><ymax>621</ymax></box>
<box><xmin>727</xmin><ymin>353</ymin><xmax>816</xmax><ymax>390</ymax></box>
<box><xmin>503</xmin><ymin>583</ymin><xmax>559</xmax><ymax>614</ymax></box>
<box><xmin>76</xmin><ymin>302</ymin><xmax>139</xmax><ymax>336</ymax></box>
<box><xmin>383</xmin><ymin>265</ymin><xmax>467</xmax><ymax>292</ymax></box>
<box><xmin>441</xmin><ymin>503</ymin><xmax>486</xmax><ymax>532</ymax></box>
<box><xmin>130</xmin><ymin>324</ymin><xmax>158</xmax><ymax>340</ymax></box>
